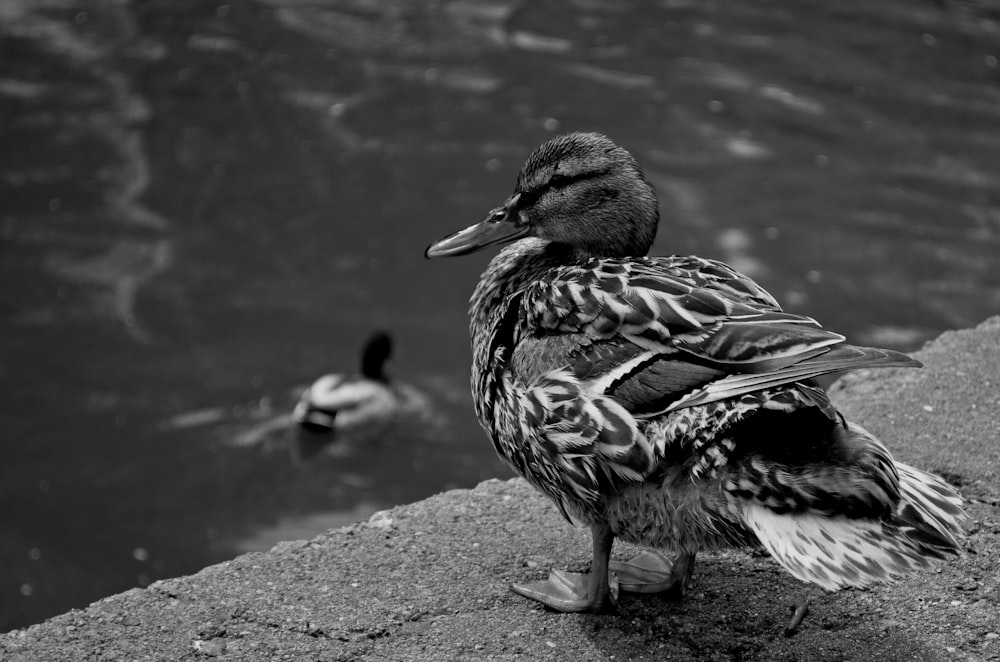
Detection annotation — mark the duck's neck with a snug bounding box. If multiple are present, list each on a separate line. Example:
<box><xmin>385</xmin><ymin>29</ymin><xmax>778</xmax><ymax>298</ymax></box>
<box><xmin>469</xmin><ymin>239</ymin><xmax>575</xmax><ymax>343</ymax></box>
<box><xmin>468</xmin><ymin>239</ymin><xmax>581</xmax><ymax>423</ymax></box>
<box><xmin>361</xmin><ymin>360</ymin><xmax>387</xmax><ymax>383</ymax></box>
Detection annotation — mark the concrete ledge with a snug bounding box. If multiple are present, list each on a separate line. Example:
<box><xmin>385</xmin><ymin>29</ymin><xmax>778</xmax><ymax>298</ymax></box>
<box><xmin>4</xmin><ymin>318</ymin><xmax>999</xmax><ymax>661</ymax></box>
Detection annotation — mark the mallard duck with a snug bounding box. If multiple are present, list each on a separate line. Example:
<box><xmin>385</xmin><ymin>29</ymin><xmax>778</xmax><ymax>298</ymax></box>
<box><xmin>425</xmin><ymin>132</ymin><xmax>964</xmax><ymax>627</ymax></box>
<box><xmin>293</xmin><ymin>332</ymin><xmax>398</xmax><ymax>434</ymax></box>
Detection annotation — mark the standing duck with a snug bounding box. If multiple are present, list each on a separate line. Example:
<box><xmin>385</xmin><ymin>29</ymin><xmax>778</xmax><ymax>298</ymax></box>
<box><xmin>425</xmin><ymin>133</ymin><xmax>964</xmax><ymax>625</ymax></box>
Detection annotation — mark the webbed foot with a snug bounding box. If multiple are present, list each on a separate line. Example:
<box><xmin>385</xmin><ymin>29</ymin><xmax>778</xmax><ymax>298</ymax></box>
<box><xmin>609</xmin><ymin>550</ymin><xmax>696</xmax><ymax>597</ymax></box>
<box><xmin>511</xmin><ymin>523</ymin><xmax>618</xmax><ymax>613</ymax></box>
<box><xmin>511</xmin><ymin>568</ymin><xmax>619</xmax><ymax>613</ymax></box>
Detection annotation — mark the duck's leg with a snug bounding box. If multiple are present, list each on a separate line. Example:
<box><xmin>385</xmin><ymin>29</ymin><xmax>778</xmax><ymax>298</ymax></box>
<box><xmin>609</xmin><ymin>550</ymin><xmax>696</xmax><ymax>598</ymax></box>
<box><xmin>510</xmin><ymin>522</ymin><xmax>617</xmax><ymax>613</ymax></box>
<box><xmin>784</xmin><ymin>600</ymin><xmax>810</xmax><ymax>637</ymax></box>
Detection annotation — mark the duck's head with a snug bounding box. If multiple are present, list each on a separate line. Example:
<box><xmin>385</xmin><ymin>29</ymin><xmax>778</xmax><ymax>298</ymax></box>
<box><xmin>426</xmin><ymin>132</ymin><xmax>659</xmax><ymax>260</ymax></box>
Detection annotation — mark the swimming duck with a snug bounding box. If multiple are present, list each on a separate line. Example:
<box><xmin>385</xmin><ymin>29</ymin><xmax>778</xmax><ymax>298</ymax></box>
<box><xmin>293</xmin><ymin>332</ymin><xmax>398</xmax><ymax>434</ymax></box>
<box><xmin>425</xmin><ymin>132</ymin><xmax>964</xmax><ymax>625</ymax></box>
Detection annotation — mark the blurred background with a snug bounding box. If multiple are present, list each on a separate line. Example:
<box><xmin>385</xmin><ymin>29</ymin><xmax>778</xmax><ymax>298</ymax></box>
<box><xmin>1</xmin><ymin>0</ymin><xmax>998</xmax><ymax>633</ymax></box>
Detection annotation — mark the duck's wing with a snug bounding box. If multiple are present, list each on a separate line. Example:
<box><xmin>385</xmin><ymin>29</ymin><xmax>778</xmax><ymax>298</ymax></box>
<box><xmin>516</xmin><ymin>256</ymin><xmax>919</xmax><ymax>417</ymax></box>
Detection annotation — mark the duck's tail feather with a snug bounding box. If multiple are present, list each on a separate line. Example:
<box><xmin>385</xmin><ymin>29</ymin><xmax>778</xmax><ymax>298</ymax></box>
<box><xmin>739</xmin><ymin>463</ymin><xmax>964</xmax><ymax>591</ymax></box>
<box><xmin>892</xmin><ymin>462</ymin><xmax>965</xmax><ymax>556</ymax></box>
<box><xmin>667</xmin><ymin>344</ymin><xmax>921</xmax><ymax>412</ymax></box>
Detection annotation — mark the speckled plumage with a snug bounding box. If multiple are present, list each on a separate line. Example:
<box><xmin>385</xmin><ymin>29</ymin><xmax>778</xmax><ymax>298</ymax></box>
<box><xmin>427</xmin><ymin>132</ymin><xmax>964</xmax><ymax>617</ymax></box>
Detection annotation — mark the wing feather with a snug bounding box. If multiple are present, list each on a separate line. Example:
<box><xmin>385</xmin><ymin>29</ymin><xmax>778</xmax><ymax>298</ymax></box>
<box><xmin>515</xmin><ymin>255</ymin><xmax>918</xmax><ymax>418</ymax></box>
<box><xmin>503</xmin><ymin>255</ymin><xmax>921</xmax><ymax>511</ymax></box>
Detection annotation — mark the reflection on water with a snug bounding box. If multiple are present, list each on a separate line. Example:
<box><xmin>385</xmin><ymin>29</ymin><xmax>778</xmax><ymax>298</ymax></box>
<box><xmin>1</xmin><ymin>0</ymin><xmax>999</xmax><ymax>632</ymax></box>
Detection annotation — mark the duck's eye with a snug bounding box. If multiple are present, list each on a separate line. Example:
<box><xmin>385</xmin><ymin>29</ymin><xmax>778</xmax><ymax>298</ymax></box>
<box><xmin>489</xmin><ymin>208</ymin><xmax>507</xmax><ymax>223</ymax></box>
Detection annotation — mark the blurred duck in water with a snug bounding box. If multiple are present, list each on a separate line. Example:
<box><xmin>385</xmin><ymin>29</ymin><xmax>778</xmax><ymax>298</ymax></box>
<box><xmin>293</xmin><ymin>332</ymin><xmax>398</xmax><ymax>435</ymax></box>
<box><xmin>219</xmin><ymin>331</ymin><xmax>445</xmax><ymax>457</ymax></box>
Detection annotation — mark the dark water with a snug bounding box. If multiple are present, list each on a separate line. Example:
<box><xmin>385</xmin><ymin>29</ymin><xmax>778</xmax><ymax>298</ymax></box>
<box><xmin>2</xmin><ymin>0</ymin><xmax>999</xmax><ymax>632</ymax></box>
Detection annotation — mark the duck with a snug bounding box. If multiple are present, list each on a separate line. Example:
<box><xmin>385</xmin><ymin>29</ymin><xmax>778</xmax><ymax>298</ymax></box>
<box><xmin>425</xmin><ymin>132</ymin><xmax>964</xmax><ymax>629</ymax></box>
<box><xmin>292</xmin><ymin>331</ymin><xmax>398</xmax><ymax>435</ymax></box>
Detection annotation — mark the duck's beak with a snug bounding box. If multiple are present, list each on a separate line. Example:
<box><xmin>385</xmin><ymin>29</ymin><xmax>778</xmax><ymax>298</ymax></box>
<box><xmin>425</xmin><ymin>194</ymin><xmax>529</xmax><ymax>258</ymax></box>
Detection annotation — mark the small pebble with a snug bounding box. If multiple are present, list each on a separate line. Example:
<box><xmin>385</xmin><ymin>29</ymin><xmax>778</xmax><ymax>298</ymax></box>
<box><xmin>880</xmin><ymin>619</ymin><xmax>904</xmax><ymax>631</ymax></box>
<box><xmin>192</xmin><ymin>639</ymin><xmax>226</xmax><ymax>656</ymax></box>
<box><xmin>986</xmin><ymin>632</ymin><xmax>999</xmax><ymax>640</ymax></box>
<box><xmin>367</xmin><ymin>511</ymin><xmax>394</xmax><ymax>530</ymax></box>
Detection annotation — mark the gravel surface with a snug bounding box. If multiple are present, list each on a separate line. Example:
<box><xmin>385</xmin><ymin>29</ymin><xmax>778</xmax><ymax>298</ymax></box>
<box><xmin>3</xmin><ymin>317</ymin><xmax>998</xmax><ymax>662</ymax></box>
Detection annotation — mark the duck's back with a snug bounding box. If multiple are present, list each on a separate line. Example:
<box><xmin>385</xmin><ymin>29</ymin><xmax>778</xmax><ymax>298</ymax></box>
<box><xmin>474</xmin><ymin>249</ymin><xmax>906</xmax><ymax>428</ymax></box>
